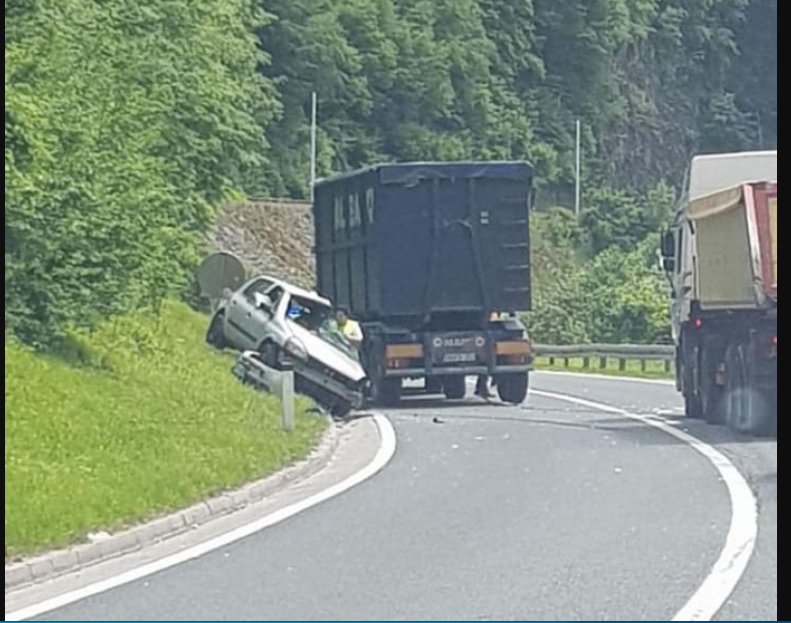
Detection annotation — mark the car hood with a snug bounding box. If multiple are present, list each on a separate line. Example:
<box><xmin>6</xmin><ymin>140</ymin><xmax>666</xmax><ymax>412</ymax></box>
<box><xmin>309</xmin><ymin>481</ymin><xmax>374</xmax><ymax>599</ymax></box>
<box><xmin>287</xmin><ymin>321</ymin><xmax>367</xmax><ymax>382</ymax></box>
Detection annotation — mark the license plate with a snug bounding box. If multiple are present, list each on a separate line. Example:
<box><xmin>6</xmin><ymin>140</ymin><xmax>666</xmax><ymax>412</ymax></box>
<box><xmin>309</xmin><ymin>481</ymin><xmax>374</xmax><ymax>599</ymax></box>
<box><xmin>430</xmin><ymin>333</ymin><xmax>487</xmax><ymax>365</ymax></box>
<box><xmin>442</xmin><ymin>352</ymin><xmax>476</xmax><ymax>363</ymax></box>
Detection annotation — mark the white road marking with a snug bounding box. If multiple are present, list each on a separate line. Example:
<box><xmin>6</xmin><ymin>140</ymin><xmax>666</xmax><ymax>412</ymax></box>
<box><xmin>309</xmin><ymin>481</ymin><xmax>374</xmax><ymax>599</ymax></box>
<box><xmin>4</xmin><ymin>414</ymin><xmax>397</xmax><ymax>622</ymax></box>
<box><xmin>536</xmin><ymin>369</ymin><xmax>675</xmax><ymax>386</ymax></box>
<box><xmin>531</xmin><ymin>390</ymin><xmax>758</xmax><ymax>622</ymax></box>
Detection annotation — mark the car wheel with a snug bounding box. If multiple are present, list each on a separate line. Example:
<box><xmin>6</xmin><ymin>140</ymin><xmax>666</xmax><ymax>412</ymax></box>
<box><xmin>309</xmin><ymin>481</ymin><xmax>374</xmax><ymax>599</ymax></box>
<box><xmin>258</xmin><ymin>341</ymin><xmax>280</xmax><ymax>368</ymax></box>
<box><xmin>330</xmin><ymin>401</ymin><xmax>353</xmax><ymax>419</ymax></box>
<box><xmin>206</xmin><ymin>313</ymin><xmax>228</xmax><ymax>349</ymax></box>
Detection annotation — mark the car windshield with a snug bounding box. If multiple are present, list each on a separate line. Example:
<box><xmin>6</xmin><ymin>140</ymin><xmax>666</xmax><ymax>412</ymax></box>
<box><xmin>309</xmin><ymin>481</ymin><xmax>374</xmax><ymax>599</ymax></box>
<box><xmin>285</xmin><ymin>294</ymin><xmax>360</xmax><ymax>361</ymax></box>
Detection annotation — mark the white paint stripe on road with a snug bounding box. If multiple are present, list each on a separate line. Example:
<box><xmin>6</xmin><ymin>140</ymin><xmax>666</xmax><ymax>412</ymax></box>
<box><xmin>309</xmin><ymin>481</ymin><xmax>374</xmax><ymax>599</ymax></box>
<box><xmin>532</xmin><ymin>390</ymin><xmax>758</xmax><ymax>622</ymax></box>
<box><xmin>536</xmin><ymin>369</ymin><xmax>675</xmax><ymax>386</ymax></box>
<box><xmin>4</xmin><ymin>414</ymin><xmax>397</xmax><ymax>622</ymax></box>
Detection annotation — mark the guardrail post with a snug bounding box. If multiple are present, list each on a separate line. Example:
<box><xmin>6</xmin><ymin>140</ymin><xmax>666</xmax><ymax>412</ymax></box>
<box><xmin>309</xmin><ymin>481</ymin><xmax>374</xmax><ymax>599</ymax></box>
<box><xmin>279</xmin><ymin>363</ymin><xmax>295</xmax><ymax>432</ymax></box>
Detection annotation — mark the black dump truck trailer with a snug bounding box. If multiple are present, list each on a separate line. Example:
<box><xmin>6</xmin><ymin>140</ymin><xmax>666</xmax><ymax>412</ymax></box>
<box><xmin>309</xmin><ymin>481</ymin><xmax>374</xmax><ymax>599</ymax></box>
<box><xmin>313</xmin><ymin>161</ymin><xmax>534</xmax><ymax>406</ymax></box>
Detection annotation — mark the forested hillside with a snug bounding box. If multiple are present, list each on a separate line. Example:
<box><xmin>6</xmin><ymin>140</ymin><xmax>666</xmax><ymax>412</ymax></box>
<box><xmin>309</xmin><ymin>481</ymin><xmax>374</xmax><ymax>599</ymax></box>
<box><xmin>6</xmin><ymin>0</ymin><xmax>777</xmax><ymax>344</ymax></box>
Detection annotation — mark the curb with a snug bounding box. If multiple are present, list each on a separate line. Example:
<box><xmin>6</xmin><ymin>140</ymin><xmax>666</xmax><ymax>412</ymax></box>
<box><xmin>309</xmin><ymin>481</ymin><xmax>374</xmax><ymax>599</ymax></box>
<box><xmin>5</xmin><ymin>420</ymin><xmax>340</xmax><ymax>593</ymax></box>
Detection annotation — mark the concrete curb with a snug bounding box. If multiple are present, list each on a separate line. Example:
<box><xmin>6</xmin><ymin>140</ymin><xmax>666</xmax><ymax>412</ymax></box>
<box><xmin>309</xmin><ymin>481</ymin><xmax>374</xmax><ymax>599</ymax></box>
<box><xmin>5</xmin><ymin>421</ymin><xmax>340</xmax><ymax>593</ymax></box>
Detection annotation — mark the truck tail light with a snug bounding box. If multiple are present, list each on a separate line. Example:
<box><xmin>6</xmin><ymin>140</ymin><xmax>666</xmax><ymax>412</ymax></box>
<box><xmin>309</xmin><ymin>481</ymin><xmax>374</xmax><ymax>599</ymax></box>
<box><xmin>496</xmin><ymin>340</ymin><xmax>532</xmax><ymax>365</ymax></box>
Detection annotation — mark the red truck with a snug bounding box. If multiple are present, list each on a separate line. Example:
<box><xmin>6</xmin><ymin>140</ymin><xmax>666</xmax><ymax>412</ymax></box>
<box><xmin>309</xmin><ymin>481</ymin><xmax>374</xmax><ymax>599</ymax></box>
<box><xmin>661</xmin><ymin>151</ymin><xmax>776</xmax><ymax>435</ymax></box>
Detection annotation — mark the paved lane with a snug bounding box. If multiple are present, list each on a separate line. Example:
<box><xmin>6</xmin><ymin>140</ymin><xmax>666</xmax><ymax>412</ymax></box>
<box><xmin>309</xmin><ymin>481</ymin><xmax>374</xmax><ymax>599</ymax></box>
<box><xmin>21</xmin><ymin>372</ymin><xmax>757</xmax><ymax>621</ymax></box>
<box><xmin>532</xmin><ymin>372</ymin><xmax>777</xmax><ymax>622</ymax></box>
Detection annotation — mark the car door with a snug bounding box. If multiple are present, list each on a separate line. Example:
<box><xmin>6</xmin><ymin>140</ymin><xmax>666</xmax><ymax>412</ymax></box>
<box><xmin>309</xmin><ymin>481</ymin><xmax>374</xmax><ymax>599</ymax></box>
<box><xmin>239</xmin><ymin>284</ymin><xmax>286</xmax><ymax>349</ymax></box>
<box><xmin>226</xmin><ymin>278</ymin><xmax>274</xmax><ymax>349</ymax></box>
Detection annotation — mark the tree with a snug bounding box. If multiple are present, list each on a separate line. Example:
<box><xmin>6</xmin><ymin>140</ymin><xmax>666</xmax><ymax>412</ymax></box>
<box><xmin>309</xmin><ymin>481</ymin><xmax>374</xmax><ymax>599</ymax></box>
<box><xmin>5</xmin><ymin>0</ymin><xmax>275</xmax><ymax>343</ymax></box>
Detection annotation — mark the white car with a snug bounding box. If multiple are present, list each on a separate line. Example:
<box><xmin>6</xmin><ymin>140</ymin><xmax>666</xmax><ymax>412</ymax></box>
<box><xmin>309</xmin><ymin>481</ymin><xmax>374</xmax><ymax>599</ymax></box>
<box><xmin>206</xmin><ymin>275</ymin><xmax>367</xmax><ymax>417</ymax></box>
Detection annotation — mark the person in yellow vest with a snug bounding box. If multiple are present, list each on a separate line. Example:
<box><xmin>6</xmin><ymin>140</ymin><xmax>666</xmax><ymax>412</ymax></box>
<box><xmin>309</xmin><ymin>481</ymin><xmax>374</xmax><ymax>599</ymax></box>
<box><xmin>334</xmin><ymin>307</ymin><xmax>363</xmax><ymax>352</ymax></box>
<box><xmin>475</xmin><ymin>312</ymin><xmax>501</xmax><ymax>398</ymax></box>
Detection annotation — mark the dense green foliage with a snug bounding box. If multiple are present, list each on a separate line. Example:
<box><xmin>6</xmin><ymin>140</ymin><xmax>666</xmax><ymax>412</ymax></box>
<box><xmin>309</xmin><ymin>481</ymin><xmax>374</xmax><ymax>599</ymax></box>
<box><xmin>528</xmin><ymin>208</ymin><xmax>671</xmax><ymax>345</ymax></box>
<box><xmin>5</xmin><ymin>0</ymin><xmax>275</xmax><ymax>343</ymax></box>
<box><xmin>5</xmin><ymin>301</ymin><xmax>325</xmax><ymax>556</ymax></box>
<box><xmin>260</xmin><ymin>0</ymin><xmax>777</xmax><ymax>198</ymax></box>
<box><xmin>5</xmin><ymin>0</ymin><xmax>777</xmax><ymax>343</ymax></box>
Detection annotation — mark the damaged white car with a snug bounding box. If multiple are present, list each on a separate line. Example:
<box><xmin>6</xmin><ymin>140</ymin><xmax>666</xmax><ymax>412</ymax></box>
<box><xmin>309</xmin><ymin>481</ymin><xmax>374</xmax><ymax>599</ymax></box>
<box><xmin>206</xmin><ymin>275</ymin><xmax>368</xmax><ymax>417</ymax></box>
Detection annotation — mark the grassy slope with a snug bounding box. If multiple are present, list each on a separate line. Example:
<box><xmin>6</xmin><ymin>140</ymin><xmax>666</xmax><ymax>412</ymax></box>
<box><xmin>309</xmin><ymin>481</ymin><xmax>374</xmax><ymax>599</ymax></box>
<box><xmin>5</xmin><ymin>301</ymin><xmax>326</xmax><ymax>558</ymax></box>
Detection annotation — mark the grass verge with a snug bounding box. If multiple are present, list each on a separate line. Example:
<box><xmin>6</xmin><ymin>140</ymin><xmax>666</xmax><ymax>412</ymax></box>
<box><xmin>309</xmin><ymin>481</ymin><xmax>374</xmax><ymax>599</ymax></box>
<box><xmin>533</xmin><ymin>356</ymin><xmax>674</xmax><ymax>380</ymax></box>
<box><xmin>5</xmin><ymin>300</ymin><xmax>327</xmax><ymax>559</ymax></box>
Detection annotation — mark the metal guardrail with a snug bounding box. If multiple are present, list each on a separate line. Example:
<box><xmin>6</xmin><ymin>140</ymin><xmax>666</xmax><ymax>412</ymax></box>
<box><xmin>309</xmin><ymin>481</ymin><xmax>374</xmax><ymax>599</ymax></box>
<box><xmin>532</xmin><ymin>343</ymin><xmax>675</xmax><ymax>374</ymax></box>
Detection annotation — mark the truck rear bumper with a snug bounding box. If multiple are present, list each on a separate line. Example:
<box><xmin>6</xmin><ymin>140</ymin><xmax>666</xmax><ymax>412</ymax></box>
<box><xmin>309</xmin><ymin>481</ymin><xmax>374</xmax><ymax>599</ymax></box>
<box><xmin>385</xmin><ymin>364</ymin><xmax>532</xmax><ymax>378</ymax></box>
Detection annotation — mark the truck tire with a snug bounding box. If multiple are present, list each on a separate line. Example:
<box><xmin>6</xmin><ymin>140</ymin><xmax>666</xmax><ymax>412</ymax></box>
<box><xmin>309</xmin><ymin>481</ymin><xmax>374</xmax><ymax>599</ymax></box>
<box><xmin>374</xmin><ymin>377</ymin><xmax>401</xmax><ymax>407</ymax></box>
<box><xmin>443</xmin><ymin>376</ymin><xmax>466</xmax><ymax>400</ymax></box>
<box><xmin>369</xmin><ymin>362</ymin><xmax>401</xmax><ymax>407</ymax></box>
<box><xmin>681</xmin><ymin>338</ymin><xmax>703</xmax><ymax>419</ymax></box>
<box><xmin>725</xmin><ymin>343</ymin><xmax>776</xmax><ymax>437</ymax></box>
<box><xmin>497</xmin><ymin>372</ymin><xmax>529</xmax><ymax>405</ymax></box>
<box><xmin>700</xmin><ymin>340</ymin><xmax>725</xmax><ymax>425</ymax></box>
<box><xmin>425</xmin><ymin>377</ymin><xmax>443</xmax><ymax>394</ymax></box>
<box><xmin>206</xmin><ymin>313</ymin><xmax>228</xmax><ymax>349</ymax></box>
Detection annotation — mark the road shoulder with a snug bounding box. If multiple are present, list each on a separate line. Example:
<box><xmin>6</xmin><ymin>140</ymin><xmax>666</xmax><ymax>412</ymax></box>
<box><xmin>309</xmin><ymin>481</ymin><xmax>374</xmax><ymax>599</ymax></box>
<box><xmin>5</xmin><ymin>414</ymin><xmax>386</xmax><ymax>617</ymax></box>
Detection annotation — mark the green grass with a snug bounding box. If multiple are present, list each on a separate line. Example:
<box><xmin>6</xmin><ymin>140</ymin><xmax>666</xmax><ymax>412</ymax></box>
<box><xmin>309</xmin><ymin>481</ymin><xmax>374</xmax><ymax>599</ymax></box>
<box><xmin>5</xmin><ymin>301</ymin><xmax>326</xmax><ymax>559</ymax></box>
<box><xmin>533</xmin><ymin>356</ymin><xmax>674</xmax><ymax>380</ymax></box>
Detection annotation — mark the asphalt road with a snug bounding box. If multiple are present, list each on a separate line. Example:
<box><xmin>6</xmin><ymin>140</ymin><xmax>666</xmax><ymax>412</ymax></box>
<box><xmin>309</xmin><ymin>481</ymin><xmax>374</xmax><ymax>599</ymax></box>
<box><xmin>19</xmin><ymin>372</ymin><xmax>777</xmax><ymax>621</ymax></box>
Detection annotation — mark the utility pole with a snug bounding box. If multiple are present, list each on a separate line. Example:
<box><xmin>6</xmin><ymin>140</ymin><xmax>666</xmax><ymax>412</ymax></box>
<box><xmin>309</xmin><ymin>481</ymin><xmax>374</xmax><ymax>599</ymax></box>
<box><xmin>310</xmin><ymin>92</ymin><xmax>317</xmax><ymax>203</ymax></box>
<box><xmin>575</xmin><ymin>119</ymin><xmax>581</xmax><ymax>216</ymax></box>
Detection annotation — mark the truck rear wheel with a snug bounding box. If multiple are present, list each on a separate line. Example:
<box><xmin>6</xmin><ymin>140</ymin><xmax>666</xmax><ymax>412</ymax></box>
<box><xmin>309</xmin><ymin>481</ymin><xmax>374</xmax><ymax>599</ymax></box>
<box><xmin>497</xmin><ymin>372</ymin><xmax>529</xmax><ymax>405</ymax></box>
<box><xmin>370</xmin><ymin>369</ymin><xmax>401</xmax><ymax>407</ymax></box>
<box><xmin>701</xmin><ymin>340</ymin><xmax>725</xmax><ymax>425</ymax></box>
<box><xmin>725</xmin><ymin>344</ymin><xmax>776</xmax><ymax>436</ymax></box>
<box><xmin>443</xmin><ymin>376</ymin><xmax>466</xmax><ymax>400</ymax></box>
<box><xmin>681</xmin><ymin>339</ymin><xmax>703</xmax><ymax>418</ymax></box>
<box><xmin>425</xmin><ymin>377</ymin><xmax>443</xmax><ymax>394</ymax></box>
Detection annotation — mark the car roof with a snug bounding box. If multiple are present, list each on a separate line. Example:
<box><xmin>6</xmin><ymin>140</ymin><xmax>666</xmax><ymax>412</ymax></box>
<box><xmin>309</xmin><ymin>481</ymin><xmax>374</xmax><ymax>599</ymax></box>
<box><xmin>248</xmin><ymin>275</ymin><xmax>331</xmax><ymax>306</ymax></box>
